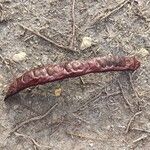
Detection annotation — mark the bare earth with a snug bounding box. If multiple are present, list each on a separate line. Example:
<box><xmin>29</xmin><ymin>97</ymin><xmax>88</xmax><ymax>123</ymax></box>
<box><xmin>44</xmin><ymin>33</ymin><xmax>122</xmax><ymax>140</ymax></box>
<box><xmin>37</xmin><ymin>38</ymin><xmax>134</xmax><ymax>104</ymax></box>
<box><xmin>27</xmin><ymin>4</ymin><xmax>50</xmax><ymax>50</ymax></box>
<box><xmin>0</xmin><ymin>0</ymin><xmax>150</xmax><ymax>150</ymax></box>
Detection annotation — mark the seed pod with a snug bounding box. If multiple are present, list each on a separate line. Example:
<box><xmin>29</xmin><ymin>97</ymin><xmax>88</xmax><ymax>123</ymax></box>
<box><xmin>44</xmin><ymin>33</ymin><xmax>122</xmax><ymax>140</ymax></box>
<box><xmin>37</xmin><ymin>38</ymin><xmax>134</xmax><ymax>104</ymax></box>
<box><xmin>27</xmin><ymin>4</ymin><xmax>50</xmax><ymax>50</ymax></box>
<box><xmin>5</xmin><ymin>55</ymin><xmax>140</xmax><ymax>100</ymax></box>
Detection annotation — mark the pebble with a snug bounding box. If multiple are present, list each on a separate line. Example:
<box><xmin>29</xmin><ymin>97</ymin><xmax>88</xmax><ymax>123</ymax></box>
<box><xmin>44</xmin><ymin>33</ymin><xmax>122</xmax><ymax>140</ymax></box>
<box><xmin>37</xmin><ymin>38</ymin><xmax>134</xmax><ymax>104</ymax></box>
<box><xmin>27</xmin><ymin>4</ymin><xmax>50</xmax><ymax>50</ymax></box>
<box><xmin>12</xmin><ymin>52</ymin><xmax>27</xmax><ymax>62</ymax></box>
<box><xmin>54</xmin><ymin>88</ymin><xmax>62</xmax><ymax>97</ymax></box>
<box><xmin>137</xmin><ymin>48</ymin><xmax>149</xmax><ymax>58</ymax></box>
<box><xmin>13</xmin><ymin>105</ymin><xmax>19</xmax><ymax>110</ymax></box>
<box><xmin>80</xmin><ymin>37</ymin><xmax>93</xmax><ymax>50</ymax></box>
<box><xmin>89</xmin><ymin>142</ymin><xmax>94</xmax><ymax>147</ymax></box>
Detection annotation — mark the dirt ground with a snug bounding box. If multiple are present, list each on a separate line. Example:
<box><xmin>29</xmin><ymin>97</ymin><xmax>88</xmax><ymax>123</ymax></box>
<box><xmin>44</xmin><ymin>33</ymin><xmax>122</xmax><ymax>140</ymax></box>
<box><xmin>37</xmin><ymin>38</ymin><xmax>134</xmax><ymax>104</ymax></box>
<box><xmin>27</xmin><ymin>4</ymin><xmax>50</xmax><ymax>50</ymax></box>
<box><xmin>0</xmin><ymin>0</ymin><xmax>150</xmax><ymax>149</ymax></box>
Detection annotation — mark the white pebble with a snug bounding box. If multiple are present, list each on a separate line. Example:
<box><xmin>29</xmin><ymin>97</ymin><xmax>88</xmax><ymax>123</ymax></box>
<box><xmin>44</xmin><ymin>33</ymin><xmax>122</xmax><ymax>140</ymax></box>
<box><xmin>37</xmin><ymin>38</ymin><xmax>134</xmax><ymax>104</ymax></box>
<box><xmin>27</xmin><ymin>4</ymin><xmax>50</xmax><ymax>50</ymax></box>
<box><xmin>13</xmin><ymin>105</ymin><xmax>19</xmax><ymax>110</ymax></box>
<box><xmin>80</xmin><ymin>37</ymin><xmax>92</xmax><ymax>50</ymax></box>
<box><xmin>137</xmin><ymin>48</ymin><xmax>149</xmax><ymax>58</ymax></box>
<box><xmin>12</xmin><ymin>52</ymin><xmax>27</xmax><ymax>62</ymax></box>
<box><xmin>89</xmin><ymin>142</ymin><xmax>94</xmax><ymax>147</ymax></box>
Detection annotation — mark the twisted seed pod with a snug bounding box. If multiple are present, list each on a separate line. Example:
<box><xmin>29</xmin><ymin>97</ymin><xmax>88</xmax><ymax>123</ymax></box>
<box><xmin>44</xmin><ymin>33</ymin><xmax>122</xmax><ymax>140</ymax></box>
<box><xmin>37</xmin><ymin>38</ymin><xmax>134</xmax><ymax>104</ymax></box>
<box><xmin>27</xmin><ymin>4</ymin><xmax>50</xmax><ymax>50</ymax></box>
<box><xmin>5</xmin><ymin>55</ymin><xmax>140</xmax><ymax>100</ymax></box>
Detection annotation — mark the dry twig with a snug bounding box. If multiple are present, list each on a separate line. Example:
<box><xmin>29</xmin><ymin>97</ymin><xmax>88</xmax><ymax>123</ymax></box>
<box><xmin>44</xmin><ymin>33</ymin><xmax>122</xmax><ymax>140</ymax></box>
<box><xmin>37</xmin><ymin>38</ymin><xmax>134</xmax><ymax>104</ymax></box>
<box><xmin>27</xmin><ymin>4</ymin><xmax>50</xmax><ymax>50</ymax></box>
<box><xmin>18</xmin><ymin>24</ymin><xmax>75</xmax><ymax>52</ymax></box>
<box><xmin>72</xmin><ymin>113</ymin><xmax>90</xmax><ymax>124</ymax></box>
<box><xmin>129</xmin><ymin>73</ymin><xmax>141</xmax><ymax>104</ymax></box>
<box><xmin>79</xmin><ymin>76</ymin><xmax>85</xmax><ymax>85</ymax></box>
<box><xmin>66</xmin><ymin>130</ymin><xmax>110</xmax><ymax>142</ymax></box>
<box><xmin>133</xmin><ymin>4</ymin><xmax>148</xmax><ymax>22</ymax></box>
<box><xmin>9</xmin><ymin>103</ymin><xmax>58</xmax><ymax>135</ymax></box>
<box><xmin>74</xmin><ymin>90</ymin><xmax>120</xmax><ymax>113</ymax></box>
<box><xmin>132</xmin><ymin>134</ymin><xmax>148</xmax><ymax>144</ymax></box>
<box><xmin>131</xmin><ymin>128</ymin><xmax>150</xmax><ymax>134</ymax></box>
<box><xmin>90</xmin><ymin>0</ymin><xmax>131</xmax><ymax>26</ymax></box>
<box><xmin>125</xmin><ymin>111</ymin><xmax>142</xmax><ymax>133</ymax></box>
<box><xmin>119</xmin><ymin>126</ymin><xmax>150</xmax><ymax>134</ymax></box>
<box><xmin>70</xmin><ymin>0</ymin><xmax>76</xmax><ymax>49</ymax></box>
<box><xmin>15</xmin><ymin>132</ymin><xmax>52</xmax><ymax>149</ymax></box>
<box><xmin>24</xmin><ymin>35</ymin><xmax>34</xmax><ymax>42</ymax></box>
<box><xmin>129</xmin><ymin>134</ymin><xmax>149</xmax><ymax>149</ymax></box>
<box><xmin>128</xmin><ymin>72</ymin><xmax>144</xmax><ymax>111</ymax></box>
<box><xmin>118</xmin><ymin>80</ymin><xmax>133</xmax><ymax>111</ymax></box>
<box><xmin>0</xmin><ymin>3</ymin><xmax>4</xmax><ymax>22</ymax></box>
<box><xmin>66</xmin><ymin>131</ymin><xmax>97</xmax><ymax>141</ymax></box>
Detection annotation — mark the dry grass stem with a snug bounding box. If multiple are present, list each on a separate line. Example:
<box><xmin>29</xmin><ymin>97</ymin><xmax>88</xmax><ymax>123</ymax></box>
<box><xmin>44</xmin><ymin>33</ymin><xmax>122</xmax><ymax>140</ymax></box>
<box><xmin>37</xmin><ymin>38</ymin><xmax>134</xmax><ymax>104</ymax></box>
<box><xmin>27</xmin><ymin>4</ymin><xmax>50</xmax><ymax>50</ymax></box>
<box><xmin>9</xmin><ymin>103</ymin><xmax>58</xmax><ymax>135</ymax></box>
<box><xmin>125</xmin><ymin>111</ymin><xmax>142</xmax><ymax>133</ymax></box>
<box><xmin>90</xmin><ymin>0</ymin><xmax>131</xmax><ymax>26</ymax></box>
<box><xmin>19</xmin><ymin>24</ymin><xmax>75</xmax><ymax>52</ymax></box>
<box><xmin>118</xmin><ymin>80</ymin><xmax>133</xmax><ymax>111</ymax></box>
<box><xmin>15</xmin><ymin>132</ymin><xmax>52</xmax><ymax>149</ymax></box>
<box><xmin>70</xmin><ymin>0</ymin><xmax>76</xmax><ymax>50</ymax></box>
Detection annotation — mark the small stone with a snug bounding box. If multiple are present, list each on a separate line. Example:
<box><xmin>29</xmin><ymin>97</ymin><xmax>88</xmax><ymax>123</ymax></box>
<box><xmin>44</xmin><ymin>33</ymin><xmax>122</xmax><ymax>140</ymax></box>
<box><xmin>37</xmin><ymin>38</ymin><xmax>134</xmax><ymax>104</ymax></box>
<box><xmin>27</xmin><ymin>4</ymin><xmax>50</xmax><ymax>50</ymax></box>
<box><xmin>137</xmin><ymin>48</ymin><xmax>149</xmax><ymax>58</ymax></box>
<box><xmin>80</xmin><ymin>37</ymin><xmax>93</xmax><ymax>50</ymax></box>
<box><xmin>12</xmin><ymin>52</ymin><xmax>27</xmax><ymax>62</ymax></box>
<box><xmin>13</xmin><ymin>105</ymin><xmax>19</xmax><ymax>110</ymax></box>
<box><xmin>89</xmin><ymin>142</ymin><xmax>94</xmax><ymax>147</ymax></box>
<box><xmin>54</xmin><ymin>88</ymin><xmax>62</xmax><ymax>96</ymax></box>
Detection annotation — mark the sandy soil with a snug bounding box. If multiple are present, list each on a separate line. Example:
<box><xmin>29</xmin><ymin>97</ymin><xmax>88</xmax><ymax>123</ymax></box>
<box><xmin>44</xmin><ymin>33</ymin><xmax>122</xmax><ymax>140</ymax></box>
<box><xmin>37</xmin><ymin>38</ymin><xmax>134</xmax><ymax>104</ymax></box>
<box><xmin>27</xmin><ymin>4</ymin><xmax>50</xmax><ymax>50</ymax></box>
<box><xmin>0</xmin><ymin>0</ymin><xmax>150</xmax><ymax>149</ymax></box>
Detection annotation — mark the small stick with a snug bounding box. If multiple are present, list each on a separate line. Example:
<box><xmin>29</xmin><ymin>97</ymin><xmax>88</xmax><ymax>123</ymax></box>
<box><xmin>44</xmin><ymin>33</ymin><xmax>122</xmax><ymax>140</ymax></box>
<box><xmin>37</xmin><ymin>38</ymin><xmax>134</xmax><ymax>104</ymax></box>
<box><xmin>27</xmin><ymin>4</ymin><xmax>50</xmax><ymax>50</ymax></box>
<box><xmin>9</xmin><ymin>103</ymin><xmax>58</xmax><ymax>135</ymax></box>
<box><xmin>15</xmin><ymin>132</ymin><xmax>52</xmax><ymax>149</ymax></box>
<box><xmin>133</xmin><ymin>5</ymin><xmax>148</xmax><ymax>21</ymax></box>
<box><xmin>118</xmin><ymin>126</ymin><xmax>150</xmax><ymax>134</ymax></box>
<box><xmin>130</xmin><ymin>134</ymin><xmax>149</xmax><ymax>149</ymax></box>
<box><xmin>132</xmin><ymin>134</ymin><xmax>148</xmax><ymax>144</ymax></box>
<box><xmin>0</xmin><ymin>4</ymin><xmax>4</xmax><ymax>22</ymax></box>
<box><xmin>66</xmin><ymin>131</ymin><xmax>97</xmax><ymax>141</ymax></box>
<box><xmin>129</xmin><ymin>73</ymin><xmax>141</xmax><ymax>101</ymax></box>
<box><xmin>24</xmin><ymin>35</ymin><xmax>34</xmax><ymax>42</ymax></box>
<box><xmin>70</xmin><ymin>0</ymin><xmax>76</xmax><ymax>49</ymax></box>
<box><xmin>118</xmin><ymin>80</ymin><xmax>133</xmax><ymax>111</ymax></box>
<box><xmin>72</xmin><ymin>113</ymin><xmax>91</xmax><ymax>124</ymax></box>
<box><xmin>79</xmin><ymin>76</ymin><xmax>85</xmax><ymax>85</ymax></box>
<box><xmin>125</xmin><ymin>111</ymin><xmax>142</xmax><ymax>133</ymax></box>
<box><xmin>18</xmin><ymin>23</ymin><xmax>75</xmax><ymax>52</ymax></box>
<box><xmin>129</xmin><ymin>72</ymin><xmax>143</xmax><ymax>111</ymax></box>
<box><xmin>90</xmin><ymin>0</ymin><xmax>131</xmax><ymax>26</ymax></box>
<box><xmin>66</xmin><ymin>130</ymin><xmax>110</xmax><ymax>142</ymax></box>
<box><xmin>74</xmin><ymin>90</ymin><xmax>121</xmax><ymax>113</ymax></box>
<box><xmin>131</xmin><ymin>128</ymin><xmax>150</xmax><ymax>134</ymax></box>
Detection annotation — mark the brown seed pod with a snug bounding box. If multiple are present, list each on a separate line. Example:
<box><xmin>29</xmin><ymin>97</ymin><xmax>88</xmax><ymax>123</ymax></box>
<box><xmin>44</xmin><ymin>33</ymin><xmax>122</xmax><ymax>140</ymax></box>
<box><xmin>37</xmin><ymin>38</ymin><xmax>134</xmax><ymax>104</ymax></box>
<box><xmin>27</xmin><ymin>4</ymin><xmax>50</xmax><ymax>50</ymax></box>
<box><xmin>4</xmin><ymin>55</ymin><xmax>140</xmax><ymax>100</ymax></box>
